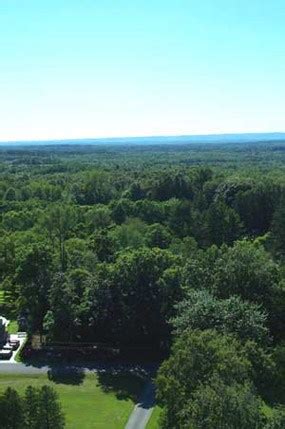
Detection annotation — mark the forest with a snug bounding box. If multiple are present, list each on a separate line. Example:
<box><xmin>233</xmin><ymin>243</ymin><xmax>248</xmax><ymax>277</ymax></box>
<box><xmin>2</xmin><ymin>140</ymin><xmax>285</xmax><ymax>428</ymax></box>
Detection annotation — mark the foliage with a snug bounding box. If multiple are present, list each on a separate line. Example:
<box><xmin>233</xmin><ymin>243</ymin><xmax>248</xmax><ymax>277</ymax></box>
<box><xmin>0</xmin><ymin>385</ymin><xmax>65</xmax><ymax>429</ymax></box>
<box><xmin>156</xmin><ymin>330</ymin><xmax>253</xmax><ymax>427</ymax></box>
<box><xmin>183</xmin><ymin>378</ymin><xmax>265</xmax><ymax>429</ymax></box>
<box><xmin>2</xmin><ymin>141</ymin><xmax>285</xmax><ymax>427</ymax></box>
<box><xmin>172</xmin><ymin>289</ymin><xmax>269</xmax><ymax>344</ymax></box>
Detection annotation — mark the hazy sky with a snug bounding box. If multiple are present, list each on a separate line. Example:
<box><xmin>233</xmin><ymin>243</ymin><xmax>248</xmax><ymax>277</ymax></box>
<box><xmin>0</xmin><ymin>0</ymin><xmax>284</xmax><ymax>141</ymax></box>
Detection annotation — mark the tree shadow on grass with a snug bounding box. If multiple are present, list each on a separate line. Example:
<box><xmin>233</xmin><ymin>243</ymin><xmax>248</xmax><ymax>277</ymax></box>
<box><xmin>47</xmin><ymin>367</ymin><xmax>85</xmax><ymax>385</ymax></box>
<box><xmin>96</xmin><ymin>367</ymin><xmax>148</xmax><ymax>402</ymax></box>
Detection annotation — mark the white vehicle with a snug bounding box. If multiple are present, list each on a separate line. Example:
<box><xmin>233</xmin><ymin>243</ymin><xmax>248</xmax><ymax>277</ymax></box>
<box><xmin>3</xmin><ymin>343</ymin><xmax>13</xmax><ymax>351</ymax></box>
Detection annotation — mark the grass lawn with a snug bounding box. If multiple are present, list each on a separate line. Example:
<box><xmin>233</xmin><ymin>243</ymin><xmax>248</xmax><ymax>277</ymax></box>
<box><xmin>146</xmin><ymin>406</ymin><xmax>162</xmax><ymax>429</ymax></box>
<box><xmin>7</xmin><ymin>319</ymin><xmax>19</xmax><ymax>334</ymax></box>
<box><xmin>0</xmin><ymin>371</ymin><xmax>144</xmax><ymax>429</ymax></box>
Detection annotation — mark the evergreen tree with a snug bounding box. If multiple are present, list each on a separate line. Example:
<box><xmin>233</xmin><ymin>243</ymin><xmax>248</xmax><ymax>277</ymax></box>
<box><xmin>0</xmin><ymin>387</ymin><xmax>24</xmax><ymax>429</ymax></box>
<box><xmin>24</xmin><ymin>386</ymin><xmax>39</xmax><ymax>429</ymax></box>
<box><xmin>36</xmin><ymin>386</ymin><xmax>65</xmax><ymax>429</ymax></box>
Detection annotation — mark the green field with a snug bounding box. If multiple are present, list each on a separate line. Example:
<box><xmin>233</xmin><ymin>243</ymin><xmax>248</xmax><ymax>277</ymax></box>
<box><xmin>0</xmin><ymin>372</ymin><xmax>145</xmax><ymax>429</ymax></box>
<box><xmin>146</xmin><ymin>406</ymin><xmax>162</xmax><ymax>429</ymax></box>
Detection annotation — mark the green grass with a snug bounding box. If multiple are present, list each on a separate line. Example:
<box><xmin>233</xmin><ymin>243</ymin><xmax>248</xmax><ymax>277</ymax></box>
<box><xmin>7</xmin><ymin>319</ymin><xmax>18</xmax><ymax>334</ymax></box>
<box><xmin>0</xmin><ymin>290</ymin><xmax>4</xmax><ymax>305</ymax></box>
<box><xmin>0</xmin><ymin>372</ymin><xmax>144</xmax><ymax>429</ymax></box>
<box><xmin>14</xmin><ymin>336</ymin><xmax>28</xmax><ymax>363</ymax></box>
<box><xmin>146</xmin><ymin>406</ymin><xmax>162</xmax><ymax>429</ymax></box>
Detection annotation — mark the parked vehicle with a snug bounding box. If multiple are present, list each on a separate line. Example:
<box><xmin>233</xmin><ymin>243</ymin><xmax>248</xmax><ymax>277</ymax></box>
<box><xmin>9</xmin><ymin>340</ymin><xmax>20</xmax><ymax>350</ymax></box>
<box><xmin>0</xmin><ymin>349</ymin><xmax>12</xmax><ymax>360</ymax></box>
<box><xmin>3</xmin><ymin>343</ymin><xmax>13</xmax><ymax>351</ymax></box>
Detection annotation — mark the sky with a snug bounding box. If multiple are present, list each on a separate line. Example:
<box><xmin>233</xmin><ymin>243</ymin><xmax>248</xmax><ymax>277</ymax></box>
<box><xmin>0</xmin><ymin>0</ymin><xmax>284</xmax><ymax>141</ymax></box>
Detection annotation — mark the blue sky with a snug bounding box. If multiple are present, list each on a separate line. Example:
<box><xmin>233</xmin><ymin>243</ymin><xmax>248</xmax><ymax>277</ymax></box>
<box><xmin>0</xmin><ymin>0</ymin><xmax>284</xmax><ymax>141</ymax></box>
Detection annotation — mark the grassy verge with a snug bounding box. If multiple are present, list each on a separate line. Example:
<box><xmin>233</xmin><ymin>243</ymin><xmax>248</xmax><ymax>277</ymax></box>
<box><xmin>0</xmin><ymin>372</ymin><xmax>144</xmax><ymax>429</ymax></box>
<box><xmin>14</xmin><ymin>336</ymin><xmax>28</xmax><ymax>362</ymax></box>
<box><xmin>146</xmin><ymin>406</ymin><xmax>162</xmax><ymax>429</ymax></box>
<box><xmin>7</xmin><ymin>319</ymin><xmax>19</xmax><ymax>334</ymax></box>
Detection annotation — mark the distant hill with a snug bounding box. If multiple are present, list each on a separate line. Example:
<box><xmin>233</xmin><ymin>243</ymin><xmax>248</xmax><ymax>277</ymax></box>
<box><xmin>1</xmin><ymin>132</ymin><xmax>285</xmax><ymax>147</ymax></box>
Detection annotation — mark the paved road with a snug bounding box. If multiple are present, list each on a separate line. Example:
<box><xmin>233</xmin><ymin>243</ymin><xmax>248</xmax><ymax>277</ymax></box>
<box><xmin>125</xmin><ymin>381</ymin><xmax>156</xmax><ymax>429</ymax></box>
<box><xmin>0</xmin><ymin>361</ymin><xmax>156</xmax><ymax>374</ymax></box>
<box><xmin>0</xmin><ymin>363</ymin><xmax>50</xmax><ymax>374</ymax></box>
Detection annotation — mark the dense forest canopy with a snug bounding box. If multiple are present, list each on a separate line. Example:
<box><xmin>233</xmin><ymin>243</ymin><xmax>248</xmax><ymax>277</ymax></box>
<box><xmin>2</xmin><ymin>140</ymin><xmax>285</xmax><ymax>427</ymax></box>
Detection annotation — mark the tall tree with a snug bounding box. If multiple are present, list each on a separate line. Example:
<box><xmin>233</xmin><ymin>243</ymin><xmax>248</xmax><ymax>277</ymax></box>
<box><xmin>173</xmin><ymin>289</ymin><xmax>269</xmax><ymax>345</ymax></box>
<box><xmin>41</xmin><ymin>205</ymin><xmax>77</xmax><ymax>270</ymax></box>
<box><xmin>16</xmin><ymin>244</ymin><xmax>53</xmax><ymax>334</ymax></box>
<box><xmin>156</xmin><ymin>329</ymin><xmax>252</xmax><ymax>429</ymax></box>
<box><xmin>185</xmin><ymin>378</ymin><xmax>265</xmax><ymax>429</ymax></box>
<box><xmin>0</xmin><ymin>387</ymin><xmax>24</xmax><ymax>429</ymax></box>
<box><xmin>24</xmin><ymin>386</ymin><xmax>39</xmax><ymax>429</ymax></box>
<box><xmin>36</xmin><ymin>386</ymin><xmax>65</xmax><ymax>429</ymax></box>
<box><xmin>271</xmin><ymin>195</ymin><xmax>285</xmax><ymax>257</ymax></box>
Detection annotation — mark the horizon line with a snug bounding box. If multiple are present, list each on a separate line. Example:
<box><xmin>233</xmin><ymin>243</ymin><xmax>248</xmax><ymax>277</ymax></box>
<box><xmin>1</xmin><ymin>130</ymin><xmax>285</xmax><ymax>144</ymax></box>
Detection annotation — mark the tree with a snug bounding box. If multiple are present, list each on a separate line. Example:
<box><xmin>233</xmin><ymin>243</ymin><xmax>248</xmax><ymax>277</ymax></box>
<box><xmin>271</xmin><ymin>195</ymin><xmax>285</xmax><ymax>257</ymax></box>
<box><xmin>183</xmin><ymin>241</ymin><xmax>279</xmax><ymax>306</ymax></box>
<box><xmin>125</xmin><ymin>181</ymin><xmax>145</xmax><ymax>200</ymax></box>
<box><xmin>4</xmin><ymin>187</ymin><xmax>17</xmax><ymax>201</ymax></box>
<box><xmin>85</xmin><ymin>205</ymin><xmax>112</xmax><ymax>232</ymax></box>
<box><xmin>93</xmin><ymin>247</ymin><xmax>179</xmax><ymax>346</ymax></box>
<box><xmin>110</xmin><ymin>199</ymin><xmax>133</xmax><ymax>224</ymax></box>
<box><xmin>43</xmin><ymin>273</ymin><xmax>76</xmax><ymax>341</ymax></box>
<box><xmin>133</xmin><ymin>199</ymin><xmax>165</xmax><ymax>224</ymax></box>
<box><xmin>233</xmin><ymin>181</ymin><xmax>278</xmax><ymax>235</ymax></box>
<box><xmin>205</xmin><ymin>201</ymin><xmax>242</xmax><ymax>245</ymax></box>
<box><xmin>165</xmin><ymin>199</ymin><xmax>193</xmax><ymax>237</ymax></box>
<box><xmin>90</xmin><ymin>229</ymin><xmax>116</xmax><ymax>262</ymax></box>
<box><xmin>16</xmin><ymin>244</ymin><xmax>53</xmax><ymax>334</ymax></box>
<box><xmin>24</xmin><ymin>386</ymin><xmax>39</xmax><ymax>429</ymax></box>
<box><xmin>110</xmin><ymin>218</ymin><xmax>147</xmax><ymax>249</ymax></box>
<box><xmin>173</xmin><ymin>289</ymin><xmax>269</xmax><ymax>345</ymax></box>
<box><xmin>150</xmin><ymin>172</ymin><xmax>192</xmax><ymax>201</ymax></box>
<box><xmin>36</xmin><ymin>386</ymin><xmax>65</xmax><ymax>429</ymax></box>
<box><xmin>156</xmin><ymin>330</ymin><xmax>252</xmax><ymax>428</ymax></box>
<box><xmin>182</xmin><ymin>245</ymin><xmax>221</xmax><ymax>291</ymax></box>
<box><xmin>2</xmin><ymin>210</ymin><xmax>34</xmax><ymax>232</ymax></box>
<box><xmin>169</xmin><ymin>236</ymin><xmax>198</xmax><ymax>259</ymax></box>
<box><xmin>65</xmin><ymin>238</ymin><xmax>97</xmax><ymax>272</ymax></box>
<box><xmin>213</xmin><ymin>240</ymin><xmax>279</xmax><ymax>304</ymax></box>
<box><xmin>184</xmin><ymin>378</ymin><xmax>265</xmax><ymax>429</ymax></box>
<box><xmin>145</xmin><ymin>223</ymin><xmax>172</xmax><ymax>249</ymax></box>
<box><xmin>264</xmin><ymin>407</ymin><xmax>285</xmax><ymax>429</ymax></box>
<box><xmin>83</xmin><ymin>171</ymin><xmax>113</xmax><ymax>204</ymax></box>
<box><xmin>41</xmin><ymin>205</ymin><xmax>77</xmax><ymax>270</ymax></box>
<box><xmin>0</xmin><ymin>387</ymin><xmax>24</xmax><ymax>429</ymax></box>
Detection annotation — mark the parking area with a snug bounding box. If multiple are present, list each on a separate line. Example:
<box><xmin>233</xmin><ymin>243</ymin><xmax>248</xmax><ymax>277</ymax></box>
<box><xmin>0</xmin><ymin>316</ymin><xmax>27</xmax><ymax>362</ymax></box>
<box><xmin>6</xmin><ymin>333</ymin><xmax>27</xmax><ymax>363</ymax></box>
